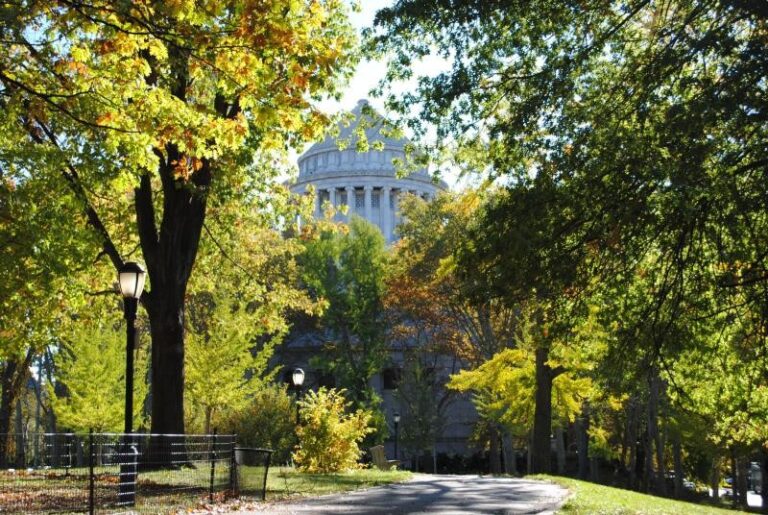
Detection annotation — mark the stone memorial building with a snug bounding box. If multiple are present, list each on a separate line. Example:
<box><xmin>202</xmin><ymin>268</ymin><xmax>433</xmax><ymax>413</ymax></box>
<box><xmin>281</xmin><ymin>101</ymin><xmax>477</xmax><ymax>466</ymax></box>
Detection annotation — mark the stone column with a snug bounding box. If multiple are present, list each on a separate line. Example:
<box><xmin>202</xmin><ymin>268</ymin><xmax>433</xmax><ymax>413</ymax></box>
<box><xmin>393</xmin><ymin>189</ymin><xmax>400</xmax><ymax>228</ymax></box>
<box><xmin>329</xmin><ymin>187</ymin><xmax>336</xmax><ymax>211</ymax></box>
<box><xmin>346</xmin><ymin>186</ymin><xmax>355</xmax><ymax>220</ymax></box>
<box><xmin>315</xmin><ymin>189</ymin><xmax>323</xmax><ymax>218</ymax></box>
<box><xmin>382</xmin><ymin>186</ymin><xmax>392</xmax><ymax>242</ymax></box>
<box><xmin>364</xmin><ymin>186</ymin><xmax>373</xmax><ymax>222</ymax></box>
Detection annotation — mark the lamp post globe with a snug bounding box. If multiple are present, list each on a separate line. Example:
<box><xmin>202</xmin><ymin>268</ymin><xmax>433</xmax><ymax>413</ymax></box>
<box><xmin>291</xmin><ymin>368</ymin><xmax>305</xmax><ymax>388</ymax></box>
<box><xmin>118</xmin><ymin>262</ymin><xmax>146</xmax><ymax>300</ymax></box>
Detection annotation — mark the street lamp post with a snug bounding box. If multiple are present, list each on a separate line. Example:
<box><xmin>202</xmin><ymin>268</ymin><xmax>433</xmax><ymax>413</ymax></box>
<box><xmin>117</xmin><ymin>261</ymin><xmax>145</xmax><ymax>507</ymax></box>
<box><xmin>393</xmin><ymin>412</ymin><xmax>400</xmax><ymax>461</ymax></box>
<box><xmin>118</xmin><ymin>262</ymin><xmax>146</xmax><ymax>434</ymax></box>
<box><xmin>291</xmin><ymin>368</ymin><xmax>305</xmax><ymax>426</ymax></box>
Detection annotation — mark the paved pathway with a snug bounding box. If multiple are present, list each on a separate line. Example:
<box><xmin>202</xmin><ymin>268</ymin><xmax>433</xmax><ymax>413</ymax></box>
<box><xmin>234</xmin><ymin>474</ymin><xmax>569</xmax><ymax>514</ymax></box>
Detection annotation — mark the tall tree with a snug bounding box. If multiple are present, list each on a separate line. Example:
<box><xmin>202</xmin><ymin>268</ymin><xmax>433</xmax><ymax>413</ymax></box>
<box><xmin>1</xmin><ymin>1</ymin><xmax>357</xmax><ymax>435</ymax></box>
<box><xmin>301</xmin><ymin>216</ymin><xmax>390</xmax><ymax>417</ymax></box>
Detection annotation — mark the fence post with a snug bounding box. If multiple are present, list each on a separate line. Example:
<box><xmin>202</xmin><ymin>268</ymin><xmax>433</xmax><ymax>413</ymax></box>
<box><xmin>262</xmin><ymin>450</ymin><xmax>272</xmax><ymax>501</ymax></box>
<box><xmin>65</xmin><ymin>434</ymin><xmax>73</xmax><ymax>476</ymax></box>
<box><xmin>209</xmin><ymin>429</ymin><xmax>217</xmax><ymax>503</ymax></box>
<box><xmin>118</xmin><ymin>434</ymin><xmax>137</xmax><ymax>507</ymax></box>
<box><xmin>230</xmin><ymin>434</ymin><xmax>239</xmax><ymax>498</ymax></box>
<box><xmin>88</xmin><ymin>430</ymin><xmax>95</xmax><ymax>515</ymax></box>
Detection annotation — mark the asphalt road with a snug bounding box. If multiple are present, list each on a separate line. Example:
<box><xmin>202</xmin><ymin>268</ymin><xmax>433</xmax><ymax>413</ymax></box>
<box><xmin>234</xmin><ymin>474</ymin><xmax>569</xmax><ymax>514</ymax></box>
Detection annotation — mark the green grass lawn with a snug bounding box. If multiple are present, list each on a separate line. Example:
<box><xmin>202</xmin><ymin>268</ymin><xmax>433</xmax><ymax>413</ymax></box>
<box><xmin>533</xmin><ymin>475</ymin><xmax>748</xmax><ymax>514</ymax></box>
<box><xmin>264</xmin><ymin>466</ymin><xmax>413</xmax><ymax>500</ymax></box>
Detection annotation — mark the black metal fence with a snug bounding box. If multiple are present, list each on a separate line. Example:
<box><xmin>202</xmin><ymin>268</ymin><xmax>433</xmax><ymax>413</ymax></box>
<box><xmin>0</xmin><ymin>432</ymin><xmax>273</xmax><ymax>513</ymax></box>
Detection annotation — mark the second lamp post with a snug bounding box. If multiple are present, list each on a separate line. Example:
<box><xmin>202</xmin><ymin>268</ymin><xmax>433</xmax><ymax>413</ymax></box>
<box><xmin>393</xmin><ymin>412</ymin><xmax>400</xmax><ymax>461</ymax></box>
<box><xmin>291</xmin><ymin>368</ymin><xmax>305</xmax><ymax>426</ymax></box>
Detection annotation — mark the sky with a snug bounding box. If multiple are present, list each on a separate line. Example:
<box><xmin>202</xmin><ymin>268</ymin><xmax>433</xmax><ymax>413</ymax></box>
<box><xmin>290</xmin><ymin>1</ymin><xmax>462</xmax><ymax>188</ymax></box>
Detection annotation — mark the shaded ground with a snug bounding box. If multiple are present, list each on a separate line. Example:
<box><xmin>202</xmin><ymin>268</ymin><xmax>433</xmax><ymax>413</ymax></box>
<box><xmin>232</xmin><ymin>474</ymin><xmax>568</xmax><ymax>514</ymax></box>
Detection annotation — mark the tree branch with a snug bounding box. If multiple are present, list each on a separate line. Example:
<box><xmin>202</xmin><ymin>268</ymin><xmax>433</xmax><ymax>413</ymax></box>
<box><xmin>33</xmin><ymin>119</ymin><xmax>124</xmax><ymax>271</ymax></box>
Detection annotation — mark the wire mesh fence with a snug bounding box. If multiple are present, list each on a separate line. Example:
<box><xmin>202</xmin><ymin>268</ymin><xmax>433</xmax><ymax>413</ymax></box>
<box><xmin>0</xmin><ymin>432</ymin><xmax>272</xmax><ymax>513</ymax></box>
<box><xmin>233</xmin><ymin>447</ymin><xmax>273</xmax><ymax>501</ymax></box>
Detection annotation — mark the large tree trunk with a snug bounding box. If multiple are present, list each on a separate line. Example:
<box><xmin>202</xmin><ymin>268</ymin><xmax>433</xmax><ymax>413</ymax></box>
<box><xmin>531</xmin><ymin>345</ymin><xmax>560</xmax><ymax>474</ymax></box>
<box><xmin>133</xmin><ymin>145</ymin><xmax>211</xmax><ymax>469</ymax></box>
<box><xmin>0</xmin><ymin>350</ymin><xmax>34</xmax><ymax>467</ymax></box>
<box><xmin>136</xmin><ymin>149</ymin><xmax>211</xmax><ymax>440</ymax></box>
<box><xmin>576</xmin><ymin>406</ymin><xmax>589</xmax><ymax>479</ymax></box>
<box><xmin>710</xmin><ymin>457</ymin><xmax>720</xmax><ymax>502</ymax></box>
<box><xmin>673</xmin><ymin>432</ymin><xmax>683</xmax><ymax>499</ymax></box>
<box><xmin>502</xmin><ymin>431</ymin><xmax>517</xmax><ymax>475</ymax></box>
<box><xmin>489</xmin><ymin>425</ymin><xmax>501</xmax><ymax>475</ymax></box>
<box><xmin>146</xmin><ymin>298</ymin><xmax>187</xmax><ymax>436</ymax></box>
<box><xmin>555</xmin><ymin>426</ymin><xmax>566</xmax><ymax>475</ymax></box>
<box><xmin>760</xmin><ymin>449</ymin><xmax>768</xmax><ymax>514</ymax></box>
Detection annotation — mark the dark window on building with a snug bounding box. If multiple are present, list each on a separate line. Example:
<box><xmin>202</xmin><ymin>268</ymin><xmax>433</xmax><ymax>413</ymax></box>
<box><xmin>382</xmin><ymin>368</ymin><xmax>402</xmax><ymax>390</ymax></box>
<box><xmin>316</xmin><ymin>370</ymin><xmax>335</xmax><ymax>388</ymax></box>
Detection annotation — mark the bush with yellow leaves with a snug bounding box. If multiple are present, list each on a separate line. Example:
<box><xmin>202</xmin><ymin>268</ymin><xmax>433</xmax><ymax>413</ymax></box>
<box><xmin>293</xmin><ymin>387</ymin><xmax>374</xmax><ymax>473</ymax></box>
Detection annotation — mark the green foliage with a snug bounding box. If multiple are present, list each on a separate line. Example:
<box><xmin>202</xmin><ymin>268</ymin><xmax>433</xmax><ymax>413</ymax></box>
<box><xmin>51</xmin><ymin>316</ymin><xmax>149</xmax><ymax>432</ymax></box>
<box><xmin>185</xmin><ymin>294</ymin><xmax>277</xmax><ymax>434</ymax></box>
<box><xmin>183</xmin><ymin>188</ymin><xmax>321</xmax><ymax>435</ymax></box>
<box><xmin>293</xmin><ymin>388</ymin><xmax>374</xmax><ymax>473</ymax></box>
<box><xmin>1</xmin><ymin>0</ymin><xmax>358</xmax><ymax>434</ymax></box>
<box><xmin>448</xmin><ymin>346</ymin><xmax>592</xmax><ymax>436</ymax></box>
<box><xmin>372</xmin><ymin>1</ymin><xmax>768</xmax><ymax>479</ymax></box>
<box><xmin>301</xmin><ymin>216</ymin><xmax>390</xmax><ymax>411</ymax></box>
<box><xmin>220</xmin><ymin>383</ymin><xmax>296</xmax><ymax>464</ymax></box>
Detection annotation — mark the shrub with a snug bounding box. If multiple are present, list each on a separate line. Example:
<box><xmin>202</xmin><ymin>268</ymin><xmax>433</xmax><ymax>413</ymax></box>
<box><xmin>293</xmin><ymin>388</ymin><xmax>374</xmax><ymax>473</ymax></box>
<box><xmin>220</xmin><ymin>383</ymin><xmax>296</xmax><ymax>463</ymax></box>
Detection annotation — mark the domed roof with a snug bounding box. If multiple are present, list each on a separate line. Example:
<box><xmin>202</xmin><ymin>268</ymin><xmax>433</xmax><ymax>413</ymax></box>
<box><xmin>299</xmin><ymin>100</ymin><xmax>408</xmax><ymax>164</ymax></box>
<box><xmin>293</xmin><ymin>99</ymin><xmax>447</xmax><ymax>191</ymax></box>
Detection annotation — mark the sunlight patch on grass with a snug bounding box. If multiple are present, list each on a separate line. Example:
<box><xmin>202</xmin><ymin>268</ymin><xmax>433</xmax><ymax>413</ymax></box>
<box><xmin>532</xmin><ymin>475</ymin><xmax>748</xmax><ymax>515</ymax></box>
<box><xmin>266</xmin><ymin>467</ymin><xmax>412</xmax><ymax>500</ymax></box>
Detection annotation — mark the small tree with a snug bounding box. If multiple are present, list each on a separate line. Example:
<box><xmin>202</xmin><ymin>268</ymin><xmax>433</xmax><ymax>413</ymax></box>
<box><xmin>293</xmin><ymin>388</ymin><xmax>373</xmax><ymax>473</ymax></box>
<box><xmin>51</xmin><ymin>319</ymin><xmax>149</xmax><ymax>433</ymax></box>
<box><xmin>185</xmin><ymin>294</ymin><xmax>281</xmax><ymax>434</ymax></box>
<box><xmin>395</xmin><ymin>356</ymin><xmax>450</xmax><ymax>471</ymax></box>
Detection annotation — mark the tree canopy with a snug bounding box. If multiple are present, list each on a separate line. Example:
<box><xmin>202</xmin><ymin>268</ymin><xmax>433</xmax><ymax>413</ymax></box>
<box><xmin>0</xmin><ymin>0</ymin><xmax>358</xmax><ymax>436</ymax></box>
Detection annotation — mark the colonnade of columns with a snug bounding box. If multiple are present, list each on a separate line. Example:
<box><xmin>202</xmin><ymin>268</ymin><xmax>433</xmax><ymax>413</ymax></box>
<box><xmin>311</xmin><ymin>185</ymin><xmax>433</xmax><ymax>242</ymax></box>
